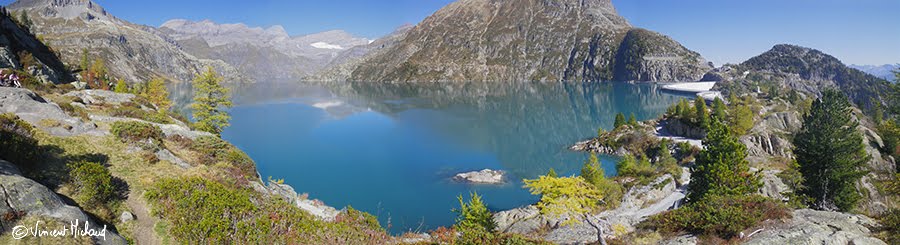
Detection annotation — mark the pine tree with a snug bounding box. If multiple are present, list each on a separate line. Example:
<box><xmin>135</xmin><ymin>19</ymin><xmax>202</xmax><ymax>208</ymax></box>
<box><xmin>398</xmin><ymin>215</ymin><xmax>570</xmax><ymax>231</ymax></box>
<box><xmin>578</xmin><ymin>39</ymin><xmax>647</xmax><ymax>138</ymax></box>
<box><xmin>628</xmin><ymin>113</ymin><xmax>638</xmax><ymax>126</ymax></box>
<box><xmin>454</xmin><ymin>192</ymin><xmax>496</xmax><ymax>232</ymax></box>
<box><xmin>191</xmin><ymin>67</ymin><xmax>232</xmax><ymax>136</ymax></box>
<box><xmin>547</xmin><ymin>168</ymin><xmax>558</xmax><ymax>178</ymax></box>
<box><xmin>80</xmin><ymin>48</ymin><xmax>89</xmax><ymax>71</ymax></box>
<box><xmin>727</xmin><ymin>103</ymin><xmax>754</xmax><ymax>136</ymax></box>
<box><xmin>145</xmin><ymin>77</ymin><xmax>172</xmax><ymax>113</ymax></box>
<box><xmin>113</xmin><ymin>79</ymin><xmax>128</xmax><ymax>93</ymax></box>
<box><xmin>712</xmin><ymin>97</ymin><xmax>727</xmax><ymax>120</ymax></box>
<box><xmin>581</xmin><ymin>153</ymin><xmax>605</xmax><ymax>187</ymax></box>
<box><xmin>613</xmin><ymin>113</ymin><xmax>626</xmax><ymax>129</ymax></box>
<box><xmin>87</xmin><ymin>59</ymin><xmax>108</xmax><ymax>89</ymax></box>
<box><xmin>694</xmin><ymin>96</ymin><xmax>710</xmax><ymax>129</ymax></box>
<box><xmin>793</xmin><ymin>89</ymin><xmax>869</xmax><ymax>211</ymax></box>
<box><xmin>18</xmin><ymin>11</ymin><xmax>31</xmax><ymax>30</ymax></box>
<box><xmin>687</xmin><ymin>117</ymin><xmax>761</xmax><ymax>202</ymax></box>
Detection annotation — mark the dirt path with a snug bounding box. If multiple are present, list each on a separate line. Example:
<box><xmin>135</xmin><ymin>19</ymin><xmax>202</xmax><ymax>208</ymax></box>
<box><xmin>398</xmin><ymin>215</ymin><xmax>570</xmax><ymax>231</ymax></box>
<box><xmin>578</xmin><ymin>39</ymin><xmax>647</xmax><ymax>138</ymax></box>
<box><xmin>126</xmin><ymin>192</ymin><xmax>161</xmax><ymax>245</ymax></box>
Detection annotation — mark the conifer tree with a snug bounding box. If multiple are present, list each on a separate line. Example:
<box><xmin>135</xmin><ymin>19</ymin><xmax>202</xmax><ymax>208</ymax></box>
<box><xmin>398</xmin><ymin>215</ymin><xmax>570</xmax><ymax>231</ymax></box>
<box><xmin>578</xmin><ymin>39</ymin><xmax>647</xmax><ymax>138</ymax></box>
<box><xmin>613</xmin><ymin>113</ymin><xmax>626</xmax><ymax>129</ymax></box>
<box><xmin>793</xmin><ymin>89</ymin><xmax>869</xmax><ymax>211</ymax></box>
<box><xmin>191</xmin><ymin>67</ymin><xmax>232</xmax><ymax>136</ymax></box>
<box><xmin>581</xmin><ymin>153</ymin><xmax>604</xmax><ymax>187</ymax></box>
<box><xmin>547</xmin><ymin>168</ymin><xmax>558</xmax><ymax>178</ymax></box>
<box><xmin>628</xmin><ymin>113</ymin><xmax>638</xmax><ymax>126</ymax></box>
<box><xmin>712</xmin><ymin>97</ymin><xmax>727</xmax><ymax>120</ymax></box>
<box><xmin>454</xmin><ymin>192</ymin><xmax>496</xmax><ymax>232</ymax></box>
<box><xmin>80</xmin><ymin>48</ymin><xmax>89</xmax><ymax>71</ymax></box>
<box><xmin>694</xmin><ymin>96</ymin><xmax>709</xmax><ymax>129</ymax></box>
<box><xmin>679</xmin><ymin>99</ymin><xmax>692</xmax><ymax>120</ymax></box>
<box><xmin>113</xmin><ymin>79</ymin><xmax>128</xmax><ymax>93</ymax></box>
<box><xmin>687</xmin><ymin>118</ymin><xmax>761</xmax><ymax>202</ymax></box>
<box><xmin>145</xmin><ymin>77</ymin><xmax>172</xmax><ymax>114</ymax></box>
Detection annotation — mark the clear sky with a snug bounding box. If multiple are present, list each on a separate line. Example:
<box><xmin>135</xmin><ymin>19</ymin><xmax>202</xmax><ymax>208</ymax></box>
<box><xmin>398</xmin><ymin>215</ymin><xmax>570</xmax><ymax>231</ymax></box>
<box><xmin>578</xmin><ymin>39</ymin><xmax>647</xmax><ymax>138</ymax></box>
<box><xmin>2</xmin><ymin>0</ymin><xmax>898</xmax><ymax>66</ymax></box>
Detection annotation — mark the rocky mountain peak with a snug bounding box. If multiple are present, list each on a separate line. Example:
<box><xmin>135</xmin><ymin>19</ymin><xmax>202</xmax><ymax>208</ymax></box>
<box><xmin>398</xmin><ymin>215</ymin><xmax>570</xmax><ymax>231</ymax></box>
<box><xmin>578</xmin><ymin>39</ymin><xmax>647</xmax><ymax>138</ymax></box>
<box><xmin>347</xmin><ymin>0</ymin><xmax>709</xmax><ymax>82</ymax></box>
<box><xmin>9</xmin><ymin>0</ymin><xmax>114</xmax><ymax>22</ymax></box>
<box><xmin>735</xmin><ymin>44</ymin><xmax>892</xmax><ymax>112</ymax></box>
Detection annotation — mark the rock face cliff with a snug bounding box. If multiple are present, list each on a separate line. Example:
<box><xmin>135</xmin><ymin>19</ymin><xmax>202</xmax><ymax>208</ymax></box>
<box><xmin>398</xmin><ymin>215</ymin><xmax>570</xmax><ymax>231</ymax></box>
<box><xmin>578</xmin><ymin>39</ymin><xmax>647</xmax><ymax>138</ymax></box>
<box><xmin>159</xmin><ymin>19</ymin><xmax>372</xmax><ymax>82</ymax></box>
<box><xmin>0</xmin><ymin>7</ymin><xmax>72</xmax><ymax>84</ymax></box>
<box><xmin>7</xmin><ymin>0</ymin><xmax>244</xmax><ymax>84</ymax></box>
<box><xmin>613</xmin><ymin>29</ymin><xmax>711</xmax><ymax>82</ymax></box>
<box><xmin>348</xmin><ymin>0</ymin><xmax>710</xmax><ymax>82</ymax></box>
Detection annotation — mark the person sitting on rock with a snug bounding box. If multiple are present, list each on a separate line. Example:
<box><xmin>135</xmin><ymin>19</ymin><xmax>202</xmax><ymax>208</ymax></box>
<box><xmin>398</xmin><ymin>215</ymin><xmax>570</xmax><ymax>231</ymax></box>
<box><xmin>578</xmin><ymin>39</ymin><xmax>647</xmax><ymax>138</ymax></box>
<box><xmin>10</xmin><ymin>73</ymin><xmax>20</xmax><ymax>88</ymax></box>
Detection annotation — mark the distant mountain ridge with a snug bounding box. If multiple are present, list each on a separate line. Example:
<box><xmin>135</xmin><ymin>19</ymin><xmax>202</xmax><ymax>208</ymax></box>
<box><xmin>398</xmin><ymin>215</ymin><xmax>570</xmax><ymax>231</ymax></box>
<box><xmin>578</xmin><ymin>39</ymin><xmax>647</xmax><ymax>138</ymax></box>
<box><xmin>7</xmin><ymin>0</ymin><xmax>245</xmax><ymax>84</ymax></box>
<box><xmin>711</xmin><ymin>44</ymin><xmax>892</xmax><ymax>112</ymax></box>
<box><xmin>850</xmin><ymin>64</ymin><xmax>898</xmax><ymax>82</ymax></box>
<box><xmin>345</xmin><ymin>0</ymin><xmax>712</xmax><ymax>82</ymax></box>
<box><xmin>159</xmin><ymin>19</ymin><xmax>372</xmax><ymax>81</ymax></box>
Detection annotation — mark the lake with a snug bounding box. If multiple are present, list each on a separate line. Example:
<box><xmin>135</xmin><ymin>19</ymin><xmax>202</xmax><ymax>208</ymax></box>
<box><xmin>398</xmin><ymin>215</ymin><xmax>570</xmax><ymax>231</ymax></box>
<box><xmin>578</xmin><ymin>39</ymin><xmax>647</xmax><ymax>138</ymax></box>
<box><xmin>218</xmin><ymin>81</ymin><xmax>687</xmax><ymax>234</ymax></box>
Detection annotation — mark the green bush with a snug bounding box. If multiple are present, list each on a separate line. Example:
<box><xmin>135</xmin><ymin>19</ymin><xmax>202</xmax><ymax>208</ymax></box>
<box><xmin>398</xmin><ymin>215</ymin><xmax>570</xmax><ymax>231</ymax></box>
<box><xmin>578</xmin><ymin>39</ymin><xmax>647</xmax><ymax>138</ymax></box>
<box><xmin>146</xmin><ymin>177</ymin><xmax>388</xmax><ymax>244</ymax></box>
<box><xmin>57</xmin><ymin>102</ymin><xmax>90</xmax><ymax>121</ymax></box>
<box><xmin>192</xmin><ymin>136</ymin><xmax>255</xmax><ymax>174</ymax></box>
<box><xmin>616</xmin><ymin>155</ymin><xmax>655</xmax><ymax>181</ymax></box>
<box><xmin>110</xmin><ymin>121</ymin><xmax>163</xmax><ymax>149</ymax></box>
<box><xmin>67</xmin><ymin>161</ymin><xmax>116</xmax><ymax>206</ymax></box>
<box><xmin>0</xmin><ymin>113</ymin><xmax>40</xmax><ymax>168</ymax></box>
<box><xmin>875</xmin><ymin>209</ymin><xmax>900</xmax><ymax>244</ymax></box>
<box><xmin>453</xmin><ymin>225</ymin><xmax>551</xmax><ymax>245</ymax></box>
<box><xmin>454</xmin><ymin>192</ymin><xmax>496</xmax><ymax>232</ymax></box>
<box><xmin>642</xmin><ymin>195</ymin><xmax>790</xmax><ymax>239</ymax></box>
<box><xmin>108</xmin><ymin>103</ymin><xmax>172</xmax><ymax>124</ymax></box>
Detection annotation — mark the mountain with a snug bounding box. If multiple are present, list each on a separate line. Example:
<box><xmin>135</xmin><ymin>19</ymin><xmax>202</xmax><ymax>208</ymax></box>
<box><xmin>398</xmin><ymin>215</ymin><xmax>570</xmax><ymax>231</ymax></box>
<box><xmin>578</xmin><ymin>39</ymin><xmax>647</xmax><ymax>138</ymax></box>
<box><xmin>0</xmin><ymin>7</ymin><xmax>72</xmax><ymax>83</ymax></box>
<box><xmin>6</xmin><ymin>0</ymin><xmax>244</xmax><ymax>84</ymax></box>
<box><xmin>850</xmin><ymin>64</ymin><xmax>898</xmax><ymax>82</ymax></box>
<box><xmin>712</xmin><ymin>44</ymin><xmax>892</xmax><ymax>113</ymax></box>
<box><xmin>346</xmin><ymin>0</ymin><xmax>711</xmax><ymax>82</ymax></box>
<box><xmin>159</xmin><ymin>19</ymin><xmax>372</xmax><ymax>81</ymax></box>
<box><xmin>311</xmin><ymin>24</ymin><xmax>414</xmax><ymax>81</ymax></box>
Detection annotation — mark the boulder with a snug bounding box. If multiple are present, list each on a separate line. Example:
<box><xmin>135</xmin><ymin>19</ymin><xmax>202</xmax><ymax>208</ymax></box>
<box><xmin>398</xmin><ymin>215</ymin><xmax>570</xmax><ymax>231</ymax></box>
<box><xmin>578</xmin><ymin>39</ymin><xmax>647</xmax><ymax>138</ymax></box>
<box><xmin>0</xmin><ymin>159</ymin><xmax>126</xmax><ymax>244</ymax></box>
<box><xmin>155</xmin><ymin>149</ymin><xmax>191</xmax><ymax>169</ymax></box>
<box><xmin>119</xmin><ymin>211</ymin><xmax>135</xmax><ymax>223</ymax></box>
<box><xmin>758</xmin><ymin>170</ymin><xmax>790</xmax><ymax>201</ymax></box>
<box><xmin>65</xmin><ymin>90</ymin><xmax>136</xmax><ymax>105</ymax></box>
<box><xmin>0</xmin><ymin>87</ymin><xmax>101</xmax><ymax>136</ymax></box>
<box><xmin>256</xmin><ymin>180</ymin><xmax>340</xmax><ymax>221</ymax></box>
<box><xmin>90</xmin><ymin>115</ymin><xmax>213</xmax><ymax>140</ymax></box>
<box><xmin>452</xmin><ymin>169</ymin><xmax>505</xmax><ymax>184</ymax></box>
<box><xmin>744</xmin><ymin>209</ymin><xmax>886</xmax><ymax>245</ymax></box>
<box><xmin>661</xmin><ymin>118</ymin><xmax>706</xmax><ymax>139</ymax></box>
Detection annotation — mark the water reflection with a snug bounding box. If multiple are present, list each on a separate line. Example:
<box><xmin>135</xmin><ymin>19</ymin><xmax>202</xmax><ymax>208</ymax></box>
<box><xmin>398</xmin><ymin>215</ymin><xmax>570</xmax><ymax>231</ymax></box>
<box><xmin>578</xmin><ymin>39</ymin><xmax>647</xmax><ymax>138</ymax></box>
<box><xmin>188</xmin><ymin>81</ymin><xmax>687</xmax><ymax>234</ymax></box>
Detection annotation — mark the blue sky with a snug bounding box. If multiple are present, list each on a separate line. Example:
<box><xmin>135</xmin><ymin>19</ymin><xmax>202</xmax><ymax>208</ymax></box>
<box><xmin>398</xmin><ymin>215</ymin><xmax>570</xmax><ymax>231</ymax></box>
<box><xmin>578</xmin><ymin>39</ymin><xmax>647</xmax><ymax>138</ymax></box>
<box><xmin>3</xmin><ymin>0</ymin><xmax>898</xmax><ymax>65</ymax></box>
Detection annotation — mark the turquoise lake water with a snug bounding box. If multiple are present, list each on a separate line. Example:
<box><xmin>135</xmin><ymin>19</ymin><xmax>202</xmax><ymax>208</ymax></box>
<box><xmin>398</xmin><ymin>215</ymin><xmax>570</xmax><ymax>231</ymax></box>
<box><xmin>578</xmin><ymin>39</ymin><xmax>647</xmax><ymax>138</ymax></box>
<box><xmin>218</xmin><ymin>82</ymin><xmax>687</xmax><ymax>234</ymax></box>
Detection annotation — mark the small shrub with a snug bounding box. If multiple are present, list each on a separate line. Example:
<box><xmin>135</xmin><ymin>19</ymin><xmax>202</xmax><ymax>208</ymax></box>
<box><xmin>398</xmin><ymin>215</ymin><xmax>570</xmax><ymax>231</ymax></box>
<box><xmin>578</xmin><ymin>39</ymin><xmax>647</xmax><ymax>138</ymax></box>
<box><xmin>108</xmin><ymin>103</ymin><xmax>172</xmax><ymax>124</ymax></box>
<box><xmin>192</xmin><ymin>136</ymin><xmax>255</xmax><ymax>173</ymax></box>
<box><xmin>875</xmin><ymin>209</ymin><xmax>900</xmax><ymax>244</ymax></box>
<box><xmin>454</xmin><ymin>192</ymin><xmax>495</xmax><ymax>232</ymax></box>
<box><xmin>0</xmin><ymin>113</ymin><xmax>40</xmax><ymax>168</ymax></box>
<box><xmin>67</xmin><ymin>161</ymin><xmax>116</xmax><ymax>206</ymax></box>
<box><xmin>110</xmin><ymin>121</ymin><xmax>163</xmax><ymax>149</ymax></box>
<box><xmin>641</xmin><ymin>195</ymin><xmax>789</xmax><ymax>239</ymax></box>
<box><xmin>337</xmin><ymin>206</ymin><xmax>383</xmax><ymax>232</ymax></box>
<box><xmin>146</xmin><ymin>177</ymin><xmax>389</xmax><ymax>244</ymax></box>
<box><xmin>57</xmin><ymin>102</ymin><xmax>90</xmax><ymax>121</ymax></box>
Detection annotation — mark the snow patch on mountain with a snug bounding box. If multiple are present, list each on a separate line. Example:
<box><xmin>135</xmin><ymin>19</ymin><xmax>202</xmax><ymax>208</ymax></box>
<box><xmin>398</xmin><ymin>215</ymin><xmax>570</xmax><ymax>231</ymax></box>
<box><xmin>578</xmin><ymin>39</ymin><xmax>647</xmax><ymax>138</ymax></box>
<box><xmin>310</xmin><ymin>42</ymin><xmax>344</xmax><ymax>50</ymax></box>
